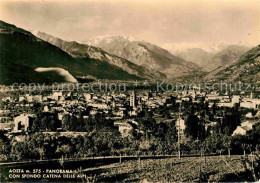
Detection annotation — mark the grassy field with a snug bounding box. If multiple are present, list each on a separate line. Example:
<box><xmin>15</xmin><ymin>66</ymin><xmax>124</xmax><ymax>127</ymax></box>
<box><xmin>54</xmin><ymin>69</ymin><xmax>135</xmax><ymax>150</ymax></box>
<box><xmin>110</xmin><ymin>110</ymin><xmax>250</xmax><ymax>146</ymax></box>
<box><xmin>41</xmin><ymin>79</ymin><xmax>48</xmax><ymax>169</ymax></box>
<box><xmin>83</xmin><ymin>155</ymin><xmax>257</xmax><ymax>182</ymax></box>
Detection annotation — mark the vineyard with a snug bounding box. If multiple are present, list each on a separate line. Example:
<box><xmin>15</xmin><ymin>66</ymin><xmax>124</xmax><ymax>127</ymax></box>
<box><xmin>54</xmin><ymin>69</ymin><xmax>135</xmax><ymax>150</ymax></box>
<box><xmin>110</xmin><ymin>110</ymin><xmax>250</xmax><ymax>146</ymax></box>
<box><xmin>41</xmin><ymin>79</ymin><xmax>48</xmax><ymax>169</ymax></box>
<box><xmin>83</xmin><ymin>155</ymin><xmax>259</xmax><ymax>182</ymax></box>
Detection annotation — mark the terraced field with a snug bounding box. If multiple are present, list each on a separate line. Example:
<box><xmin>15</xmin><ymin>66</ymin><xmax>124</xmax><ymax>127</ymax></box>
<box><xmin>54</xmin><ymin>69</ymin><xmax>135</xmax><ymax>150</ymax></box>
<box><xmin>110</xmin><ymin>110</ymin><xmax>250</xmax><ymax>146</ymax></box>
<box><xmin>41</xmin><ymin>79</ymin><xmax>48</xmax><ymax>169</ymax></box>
<box><xmin>83</xmin><ymin>155</ymin><xmax>257</xmax><ymax>182</ymax></box>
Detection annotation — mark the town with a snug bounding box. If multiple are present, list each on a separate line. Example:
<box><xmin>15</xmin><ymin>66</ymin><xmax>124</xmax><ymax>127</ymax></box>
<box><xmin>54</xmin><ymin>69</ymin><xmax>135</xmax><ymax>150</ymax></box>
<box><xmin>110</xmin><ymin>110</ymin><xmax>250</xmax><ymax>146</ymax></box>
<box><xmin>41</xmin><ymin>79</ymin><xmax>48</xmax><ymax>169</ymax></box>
<box><xmin>0</xmin><ymin>83</ymin><xmax>259</xmax><ymax>162</ymax></box>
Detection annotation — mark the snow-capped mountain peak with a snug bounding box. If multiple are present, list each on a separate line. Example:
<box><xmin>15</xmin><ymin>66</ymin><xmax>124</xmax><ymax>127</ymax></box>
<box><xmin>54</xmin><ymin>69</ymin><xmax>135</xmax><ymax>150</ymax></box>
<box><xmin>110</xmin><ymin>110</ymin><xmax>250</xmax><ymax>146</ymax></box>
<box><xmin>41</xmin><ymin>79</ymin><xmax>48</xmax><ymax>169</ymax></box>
<box><xmin>83</xmin><ymin>35</ymin><xmax>141</xmax><ymax>46</ymax></box>
<box><xmin>82</xmin><ymin>35</ymin><xmax>201</xmax><ymax>79</ymax></box>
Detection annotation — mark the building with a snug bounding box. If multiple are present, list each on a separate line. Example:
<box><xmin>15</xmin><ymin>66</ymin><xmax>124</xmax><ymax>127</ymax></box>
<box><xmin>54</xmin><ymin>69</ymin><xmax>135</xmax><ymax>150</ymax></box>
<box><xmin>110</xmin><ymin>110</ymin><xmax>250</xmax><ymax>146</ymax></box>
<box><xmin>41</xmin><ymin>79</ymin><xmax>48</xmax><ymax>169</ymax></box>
<box><xmin>245</xmin><ymin>112</ymin><xmax>255</xmax><ymax>119</ymax></box>
<box><xmin>115</xmin><ymin>122</ymin><xmax>133</xmax><ymax>137</ymax></box>
<box><xmin>25</xmin><ymin>95</ymin><xmax>43</xmax><ymax>103</ymax></box>
<box><xmin>19</xmin><ymin>96</ymin><xmax>25</xmax><ymax>102</ymax></box>
<box><xmin>53</xmin><ymin>92</ymin><xmax>63</xmax><ymax>100</ymax></box>
<box><xmin>232</xmin><ymin>126</ymin><xmax>249</xmax><ymax>136</ymax></box>
<box><xmin>182</xmin><ymin>96</ymin><xmax>190</xmax><ymax>102</ymax></box>
<box><xmin>221</xmin><ymin>96</ymin><xmax>231</xmax><ymax>103</ymax></box>
<box><xmin>114</xmin><ymin>120</ymin><xmax>138</xmax><ymax>137</ymax></box>
<box><xmin>130</xmin><ymin>91</ymin><xmax>137</xmax><ymax>108</ymax></box>
<box><xmin>240</xmin><ymin>98</ymin><xmax>260</xmax><ymax>109</ymax></box>
<box><xmin>240</xmin><ymin>101</ymin><xmax>257</xmax><ymax>109</ymax></box>
<box><xmin>84</xmin><ymin>93</ymin><xmax>93</xmax><ymax>101</ymax></box>
<box><xmin>13</xmin><ymin>114</ymin><xmax>34</xmax><ymax>132</ymax></box>
<box><xmin>33</xmin><ymin>95</ymin><xmax>43</xmax><ymax>102</ymax></box>
<box><xmin>129</xmin><ymin>110</ymin><xmax>138</xmax><ymax>116</ymax></box>
<box><xmin>206</xmin><ymin>94</ymin><xmax>221</xmax><ymax>103</ymax></box>
<box><xmin>217</xmin><ymin>102</ymin><xmax>233</xmax><ymax>108</ymax></box>
<box><xmin>88</xmin><ymin>103</ymin><xmax>109</xmax><ymax>109</ymax></box>
<box><xmin>231</xmin><ymin>95</ymin><xmax>240</xmax><ymax>105</ymax></box>
<box><xmin>232</xmin><ymin>120</ymin><xmax>258</xmax><ymax>136</ymax></box>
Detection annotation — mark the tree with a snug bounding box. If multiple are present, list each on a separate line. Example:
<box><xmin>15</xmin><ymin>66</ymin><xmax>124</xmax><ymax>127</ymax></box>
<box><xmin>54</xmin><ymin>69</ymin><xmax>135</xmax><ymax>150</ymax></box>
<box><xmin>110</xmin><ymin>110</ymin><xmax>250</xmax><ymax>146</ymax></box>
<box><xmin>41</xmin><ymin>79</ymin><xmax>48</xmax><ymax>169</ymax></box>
<box><xmin>11</xmin><ymin>141</ymin><xmax>30</xmax><ymax>160</ymax></box>
<box><xmin>222</xmin><ymin>106</ymin><xmax>241</xmax><ymax>136</ymax></box>
<box><xmin>31</xmin><ymin>118</ymin><xmax>41</xmax><ymax>132</ymax></box>
<box><xmin>164</xmin><ymin>122</ymin><xmax>177</xmax><ymax>154</ymax></box>
<box><xmin>76</xmin><ymin>112</ymin><xmax>85</xmax><ymax>131</ymax></box>
<box><xmin>0</xmin><ymin>130</ymin><xmax>11</xmax><ymax>160</ymax></box>
<box><xmin>204</xmin><ymin>133</ymin><xmax>223</xmax><ymax>154</ymax></box>
<box><xmin>56</xmin><ymin>144</ymin><xmax>71</xmax><ymax>159</ymax></box>
<box><xmin>62</xmin><ymin>114</ymin><xmax>71</xmax><ymax>131</ymax></box>
<box><xmin>83</xmin><ymin>135</ymin><xmax>95</xmax><ymax>157</ymax></box>
<box><xmin>36</xmin><ymin>147</ymin><xmax>44</xmax><ymax>160</ymax></box>
<box><xmin>185</xmin><ymin>114</ymin><xmax>200</xmax><ymax>140</ymax></box>
<box><xmin>222</xmin><ymin>135</ymin><xmax>232</xmax><ymax>157</ymax></box>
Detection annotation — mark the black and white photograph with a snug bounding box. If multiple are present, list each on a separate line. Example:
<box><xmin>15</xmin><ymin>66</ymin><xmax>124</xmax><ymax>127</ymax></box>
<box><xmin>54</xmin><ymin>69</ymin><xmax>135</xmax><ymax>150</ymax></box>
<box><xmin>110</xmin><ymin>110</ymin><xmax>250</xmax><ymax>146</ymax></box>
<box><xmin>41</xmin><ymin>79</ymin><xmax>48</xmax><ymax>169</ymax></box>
<box><xmin>0</xmin><ymin>0</ymin><xmax>260</xmax><ymax>182</ymax></box>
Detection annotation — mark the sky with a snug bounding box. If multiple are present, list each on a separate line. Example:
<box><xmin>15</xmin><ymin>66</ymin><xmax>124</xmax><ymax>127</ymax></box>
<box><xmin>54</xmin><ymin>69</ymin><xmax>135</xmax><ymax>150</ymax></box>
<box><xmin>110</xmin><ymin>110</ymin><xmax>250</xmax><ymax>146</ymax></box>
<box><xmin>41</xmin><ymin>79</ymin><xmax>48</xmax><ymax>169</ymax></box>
<box><xmin>0</xmin><ymin>0</ymin><xmax>259</xmax><ymax>52</ymax></box>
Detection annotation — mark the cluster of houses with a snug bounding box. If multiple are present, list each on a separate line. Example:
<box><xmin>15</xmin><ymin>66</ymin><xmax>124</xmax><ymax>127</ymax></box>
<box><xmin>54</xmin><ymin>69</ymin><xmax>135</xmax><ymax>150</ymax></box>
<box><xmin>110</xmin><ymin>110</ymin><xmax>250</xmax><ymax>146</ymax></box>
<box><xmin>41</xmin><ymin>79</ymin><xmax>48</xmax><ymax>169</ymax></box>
<box><xmin>0</xmin><ymin>88</ymin><xmax>259</xmax><ymax>138</ymax></box>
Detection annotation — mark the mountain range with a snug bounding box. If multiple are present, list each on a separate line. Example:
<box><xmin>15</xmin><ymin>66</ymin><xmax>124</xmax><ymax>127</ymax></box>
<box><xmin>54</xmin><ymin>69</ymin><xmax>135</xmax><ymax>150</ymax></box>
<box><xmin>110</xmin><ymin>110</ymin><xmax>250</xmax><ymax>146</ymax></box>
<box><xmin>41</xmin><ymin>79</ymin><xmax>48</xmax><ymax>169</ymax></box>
<box><xmin>0</xmin><ymin>20</ymin><xmax>161</xmax><ymax>84</ymax></box>
<box><xmin>204</xmin><ymin>45</ymin><xmax>260</xmax><ymax>83</ymax></box>
<box><xmin>83</xmin><ymin>35</ymin><xmax>202</xmax><ymax>79</ymax></box>
<box><xmin>174</xmin><ymin>45</ymin><xmax>250</xmax><ymax>71</ymax></box>
<box><xmin>33</xmin><ymin>32</ymin><xmax>166</xmax><ymax>81</ymax></box>
<box><xmin>0</xmin><ymin>20</ymin><xmax>258</xmax><ymax>85</ymax></box>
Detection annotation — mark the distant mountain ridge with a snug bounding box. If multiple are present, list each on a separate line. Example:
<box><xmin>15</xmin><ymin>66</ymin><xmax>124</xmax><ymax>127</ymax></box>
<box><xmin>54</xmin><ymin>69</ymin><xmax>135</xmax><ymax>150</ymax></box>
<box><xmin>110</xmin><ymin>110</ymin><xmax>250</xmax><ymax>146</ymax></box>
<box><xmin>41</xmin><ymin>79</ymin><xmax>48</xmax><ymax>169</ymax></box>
<box><xmin>83</xmin><ymin>35</ymin><xmax>202</xmax><ymax>79</ymax></box>
<box><xmin>1</xmin><ymin>20</ymin><xmax>257</xmax><ymax>85</ymax></box>
<box><xmin>34</xmin><ymin>32</ymin><xmax>166</xmax><ymax>81</ymax></box>
<box><xmin>174</xmin><ymin>48</ymin><xmax>214</xmax><ymax>71</ymax></box>
<box><xmin>204</xmin><ymin>45</ymin><xmax>260</xmax><ymax>83</ymax></box>
<box><xmin>174</xmin><ymin>45</ymin><xmax>250</xmax><ymax>71</ymax></box>
<box><xmin>205</xmin><ymin>45</ymin><xmax>250</xmax><ymax>71</ymax></box>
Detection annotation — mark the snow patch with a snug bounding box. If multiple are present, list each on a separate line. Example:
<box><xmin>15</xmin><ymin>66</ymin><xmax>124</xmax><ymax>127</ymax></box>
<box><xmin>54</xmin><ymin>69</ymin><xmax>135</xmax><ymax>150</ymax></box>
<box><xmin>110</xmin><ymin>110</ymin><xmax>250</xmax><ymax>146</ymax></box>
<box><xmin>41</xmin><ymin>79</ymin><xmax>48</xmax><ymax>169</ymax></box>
<box><xmin>105</xmin><ymin>53</ymin><xmax>113</xmax><ymax>61</ymax></box>
<box><xmin>121</xmin><ymin>35</ymin><xmax>138</xmax><ymax>42</ymax></box>
<box><xmin>138</xmin><ymin>46</ymin><xmax>148</xmax><ymax>53</ymax></box>
<box><xmin>35</xmin><ymin>67</ymin><xmax>77</xmax><ymax>83</ymax></box>
<box><xmin>162</xmin><ymin>41</ymin><xmax>252</xmax><ymax>54</ymax></box>
<box><xmin>83</xmin><ymin>34</ymin><xmax>140</xmax><ymax>45</ymax></box>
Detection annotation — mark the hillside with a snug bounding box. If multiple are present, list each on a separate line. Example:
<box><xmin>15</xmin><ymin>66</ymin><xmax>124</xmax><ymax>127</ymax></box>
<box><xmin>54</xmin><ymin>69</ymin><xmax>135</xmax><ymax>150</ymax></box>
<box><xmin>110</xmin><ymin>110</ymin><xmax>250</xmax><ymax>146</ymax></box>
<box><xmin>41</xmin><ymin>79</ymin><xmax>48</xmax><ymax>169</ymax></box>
<box><xmin>0</xmin><ymin>20</ymin><xmax>145</xmax><ymax>84</ymax></box>
<box><xmin>0</xmin><ymin>21</ymin><xmax>77</xmax><ymax>84</ymax></box>
<box><xmin>205</xmin><ymin>45</ymin><xmax>250</xmax><ymax>71</ymax></box>
<box><xmin>204</xmin><ymin>45</ymin><xmax>260</xmax><ymax>83</ymax></box>
<box><xmin>175</xmin><ymin>48</ymin><xmax>214</xmax><ymax>71</ymax></box>
<box><xmin>34</xmin><ymin>32</ymin><xmax>166</xmax><ymax>81</ymax></box>
<box><xmin>83</xmin><ymin>35</ymin><xmax>201</xmax><ymax>79</ymax></box>
<box><xmin>175</xmin><ymin>46</ymin><xmax>250</xmax><ymax>71</ymax></box>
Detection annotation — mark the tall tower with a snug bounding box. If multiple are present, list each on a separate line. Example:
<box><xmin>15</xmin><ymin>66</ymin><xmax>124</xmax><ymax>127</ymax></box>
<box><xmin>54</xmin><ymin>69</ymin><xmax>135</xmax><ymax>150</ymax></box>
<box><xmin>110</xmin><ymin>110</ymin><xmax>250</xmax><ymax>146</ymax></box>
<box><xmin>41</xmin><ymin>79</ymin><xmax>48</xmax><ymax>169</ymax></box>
<box><xmin>130</xmin><ymin>91</ymin><xmax>136</xmax><ymax>108</ymax></box>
